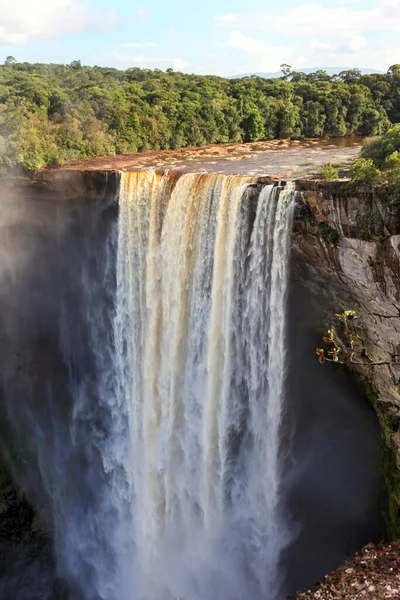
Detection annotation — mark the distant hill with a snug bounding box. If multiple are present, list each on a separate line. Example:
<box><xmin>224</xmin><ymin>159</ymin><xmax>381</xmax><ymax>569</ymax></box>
<box><xmin>230</xmin><ymin>67</ymin><xmax>384</xmax><ymax>79</ymax></box>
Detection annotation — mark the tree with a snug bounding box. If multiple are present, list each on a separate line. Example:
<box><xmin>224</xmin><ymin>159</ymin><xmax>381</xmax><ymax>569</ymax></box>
<box><xmin>4</xmin><ymin>56</ymin><xmax>16</xmax><ymax>65</ymax></box>
<box><xmin>338</xmin><ymin>69</ymin><xmax>362</xmax><ymax>84</ymax></box>
<box><xmin>362</xmin><ymin>124</ymin><xmax>400</xmax><ymax>168</ymax></box>
<box><xmin>349</xmin><ymin>158</ymin><xmax>382</xmax><ymax>186</ymax></box>
<box><xmin>70</xmin><ymin>60</ymin><xmax>82</xmax><ymax>70</ymax></box>
<box><xmin>388</xmin><ymin>64</ymin><xmax>400</xmax><ymax>76</ymax></box>
<box><xmin>280</xmin><ymin>64</ymin><xmax>292</xmax><ymax>80</ymax></box>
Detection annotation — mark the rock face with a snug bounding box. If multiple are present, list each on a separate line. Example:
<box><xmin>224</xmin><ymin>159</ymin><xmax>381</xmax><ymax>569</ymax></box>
<box><xmin>292</xmin><ymin>181</ymin><xmax>400</xmax><ymax>538</ymax></box>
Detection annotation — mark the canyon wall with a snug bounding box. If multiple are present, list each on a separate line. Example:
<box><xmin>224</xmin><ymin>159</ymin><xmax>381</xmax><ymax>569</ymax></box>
<box><xmin>293</xmin><ymin>181</ymin><xmax>400</xmax><ymax>537</ymax></box>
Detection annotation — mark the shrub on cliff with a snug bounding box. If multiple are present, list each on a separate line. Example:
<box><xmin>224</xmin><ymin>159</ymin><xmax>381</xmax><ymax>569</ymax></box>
<box><xmin>319</xmin><ymin>163</ymin><xmax>339</xmax><ymax>181</ymax></box>
<box><xmin>362</xmin><ymin>124</ymin><xmax>400</xmax><ymax>168</ymax></box>
<box><xmin>354</xmin><ymin>125</ymin><xmax>400</xmax><ymax>192</ymax></box>
<box><xmin>349</xmin><ymin>158</ymin><xmax>382</xmax><ymax>186</ymax></box>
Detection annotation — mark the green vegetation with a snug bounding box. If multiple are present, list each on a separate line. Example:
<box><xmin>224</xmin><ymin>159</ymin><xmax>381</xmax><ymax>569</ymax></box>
<box><xmin>319</xmin><ymin>163</ymin><xmax>339</xmax><ymax>181</ymax></box>
<box><xmin>1</xmin><ymin>61</ymin><xmax>400</xmax><ymax>171</ymax></box>
<box><xmin>349</xmin><ymin>123</ymin><xmax>400</xmax><ymax>194</ymax></box>
<box><xmin>349</xmin><ymin>158</ymin><xmax>382</xmax><ymax>186</ymax></box>
<box><xmin>356</xmin><ymin>202</ymin><xmax>385</xmax><ymax>241</ymax></box>
<box><xmin>317</xmin><ymin>221</ymin><xmax>340</xmax><ymax>245</ymax></box>
<box><xmin>363</xmin><ymin>123</ymin><xmax>400</xmax><ymax>168</ymax></box>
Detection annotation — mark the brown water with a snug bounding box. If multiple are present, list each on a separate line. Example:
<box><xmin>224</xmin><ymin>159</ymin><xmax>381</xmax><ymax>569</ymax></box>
<box><xmin>55</xmin><ymin>136</ymin><xmax>372</xmax><ymax>179</ymax></box>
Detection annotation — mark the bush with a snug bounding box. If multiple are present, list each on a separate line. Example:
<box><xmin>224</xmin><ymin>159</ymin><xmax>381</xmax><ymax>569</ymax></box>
<box><xmin>349</xmin><ymin>158</ymin><xmax>382</xmax><ymax>186</ymax></box>
<box><xmin>387</xmin><ymin>169</ymin><xmax>400</xmax><ymax>202</ymax></box>
<box><xmin>319</xmin><ymin>162</ymin><xmax>339</xmax><ymax>180</ymax></box>
<box><xmin>362</xmin><ymin>124</ymin><xmax>400</xmax><ymax>168</ymax></box>
<box><xmin>383</xmin><ymin>150</ymin><xmax>400</xmax><ymax>172</ymax></box>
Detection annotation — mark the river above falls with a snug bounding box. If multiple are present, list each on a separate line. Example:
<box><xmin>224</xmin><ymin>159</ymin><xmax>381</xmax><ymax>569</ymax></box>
<box><xmin>46</xmin><ymin>136</ymin><xmax>373</xmax><ymax>179</ymax></box>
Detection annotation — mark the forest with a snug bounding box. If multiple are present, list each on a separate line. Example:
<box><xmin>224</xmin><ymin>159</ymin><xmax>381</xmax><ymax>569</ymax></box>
<box><xmin>1</xmin><ymin>59</ymin><xmax>400</xmax><ymax>170</ymax></box>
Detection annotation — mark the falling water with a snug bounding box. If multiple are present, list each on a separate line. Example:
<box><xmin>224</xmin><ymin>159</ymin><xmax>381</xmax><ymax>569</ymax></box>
<box><xmin>110</xmin><ymin>171</ymin><xmax>295</xmax><ymax>600</ymax></box>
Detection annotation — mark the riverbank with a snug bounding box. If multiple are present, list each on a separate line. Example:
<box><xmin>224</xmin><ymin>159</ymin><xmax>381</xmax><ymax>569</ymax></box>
<box><xmin>41</xmin><ymin>137</ymin><xmax>368</xmax><ymax>179</ymax></box>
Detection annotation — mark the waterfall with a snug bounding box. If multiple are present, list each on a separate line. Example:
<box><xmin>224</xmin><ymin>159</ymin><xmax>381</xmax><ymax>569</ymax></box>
<box><xmin>110</xmin><ymin>171</ymin><xmax>295</xmax><ymax>600</ymax></box>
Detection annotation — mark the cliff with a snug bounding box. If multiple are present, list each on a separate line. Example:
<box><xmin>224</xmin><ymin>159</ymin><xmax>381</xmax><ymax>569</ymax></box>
<box><xmin>2</xmin><ymin>173</ymin><xmax>399</xmax><ymax>525</ymax></box>
<box><xmin>292</xmin><ymin>181</ymin><xmax>400</xmax><ymax>538</ymax></box>
<box><xmin>0</xmin><ymin>167</ymin><xmax>397</xmax><ymax>598</ymax></box>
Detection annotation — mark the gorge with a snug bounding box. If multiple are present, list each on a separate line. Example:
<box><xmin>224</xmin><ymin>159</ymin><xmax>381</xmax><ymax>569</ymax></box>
<box><xmin>0</xmin><ymin>167</ymin><xmax>394</xmax><ymax>600</ymax></box>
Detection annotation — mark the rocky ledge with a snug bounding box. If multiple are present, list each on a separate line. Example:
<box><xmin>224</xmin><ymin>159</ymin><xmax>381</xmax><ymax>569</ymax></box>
<box><xmin>289</xmin><ymin>541</ymin><xmax>400</xmax><ymax>600</ymax></box>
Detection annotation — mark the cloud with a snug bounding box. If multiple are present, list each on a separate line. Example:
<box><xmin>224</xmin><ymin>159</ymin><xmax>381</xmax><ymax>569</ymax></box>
<box><xmin>303</xmin><ymin>36</ymin><xmax>396</xmax><ymax>70</ymax></box>
<box><xmin>91</xmin><ymin>9</ymin><xmax>118</xmax><ymax>31</ymax></box>
<box><xmin>112</xmin><ymin>52</ymin><xmax>190</xmax><ymax>71</ymax></box>
<box><xmin>220</xmin><ymin>31</ymin><xmax>293</xmax><ymax>73</ymax></box>
<box><xmin>0</xmin><ymin>0</ymin><xmax>116</xmax><ymax>45</ymax></box>
<box><xmin>131</xmin><ymin>9</ymin><xmax>154</xmax><ymax>24</ymax></box>
<box><xmin>212</xmin><ymin>1</ymin><xmax>400</xmax><ymax>72</ymax></box>
<box><xmin>213</xmin><ymin>2</ymin><xmax>400</xmax><ymax>38</ymax></box>
<box><xmin>347</xmin><ymin>36</ymin><xmax>366</xmax><ymax>52</ymax></box>
<box><xmin>120</xmin><ymin>42</ymin><xmax>158</xmax><ymax>48</ymax></box>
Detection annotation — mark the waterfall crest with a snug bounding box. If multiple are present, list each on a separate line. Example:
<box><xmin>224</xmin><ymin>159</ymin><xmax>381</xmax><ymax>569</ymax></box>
<box><xmin>112</xmin><ymin>171</ymin><xmax>295</xmax><ymax>600</ymax></box>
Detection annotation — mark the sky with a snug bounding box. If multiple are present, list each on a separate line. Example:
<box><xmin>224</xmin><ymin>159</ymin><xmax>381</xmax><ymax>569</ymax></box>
<box><xmin>0</xmin><ymin>0</ymin><xmax>398</xmax><ymax>76</ymax></box>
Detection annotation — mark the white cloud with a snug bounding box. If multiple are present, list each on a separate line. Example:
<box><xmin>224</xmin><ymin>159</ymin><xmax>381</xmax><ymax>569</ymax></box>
<box><xmin>120</xmin><ymin>42</ymin><xmax>157</xmax><ymax>48</ymax></box>
<box><xmin>112</xmin><ymin>52</ymin><xmax>190</xmax><ymax>71</ymax></box>
<box><xmin>213</xmin><ymin>1</ymin><xmax>400</xmax><ymax>72</ymax></box>
<box><xmin>303</xmin><ymin>36</ymin><xmax>395</xmax><ymax>70</ymax></box>
<box><xmin>347</xmin><ymin>35</ymin><xmax>366</xmax><ymax>52</ymax></box>
<box><xmin>220</xmin><ymin>31</ymin><xmax>293</xmax><ymax>73</ymax></box>
<box><xmin>214</xmin><ymin>2</ymin><xmax>400</xmax><ymax>38</ymax></box>
<box><xmin>0</xmin><ymin>0</ymin><xmax>116</xmax><ymax>45</ymax></box>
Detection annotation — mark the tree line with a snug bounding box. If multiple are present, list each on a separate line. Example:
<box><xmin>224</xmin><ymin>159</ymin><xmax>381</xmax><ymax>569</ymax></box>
<box><xmin>1</xmin><ymin>59</ymin><xmax>400</xmax><ymax>171</ymax></box>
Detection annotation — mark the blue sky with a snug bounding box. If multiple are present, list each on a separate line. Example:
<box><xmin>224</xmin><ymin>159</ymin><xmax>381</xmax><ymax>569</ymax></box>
<box><xmin>0</xmin><ymin>0</ymin><xmax>399</xmax><ymax>75</ymax></box>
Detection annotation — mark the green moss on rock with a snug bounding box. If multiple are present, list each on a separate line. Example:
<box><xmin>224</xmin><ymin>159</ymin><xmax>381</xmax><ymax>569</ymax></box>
<box><xmin>317</xmin><ymin>221</ymin><xmax>340</xmax><ymax>246</ymax></box>
<box><xmin>355</xmin><ymin>202</ymin><xmax>385</xmax><ymax>242</ymax></box>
